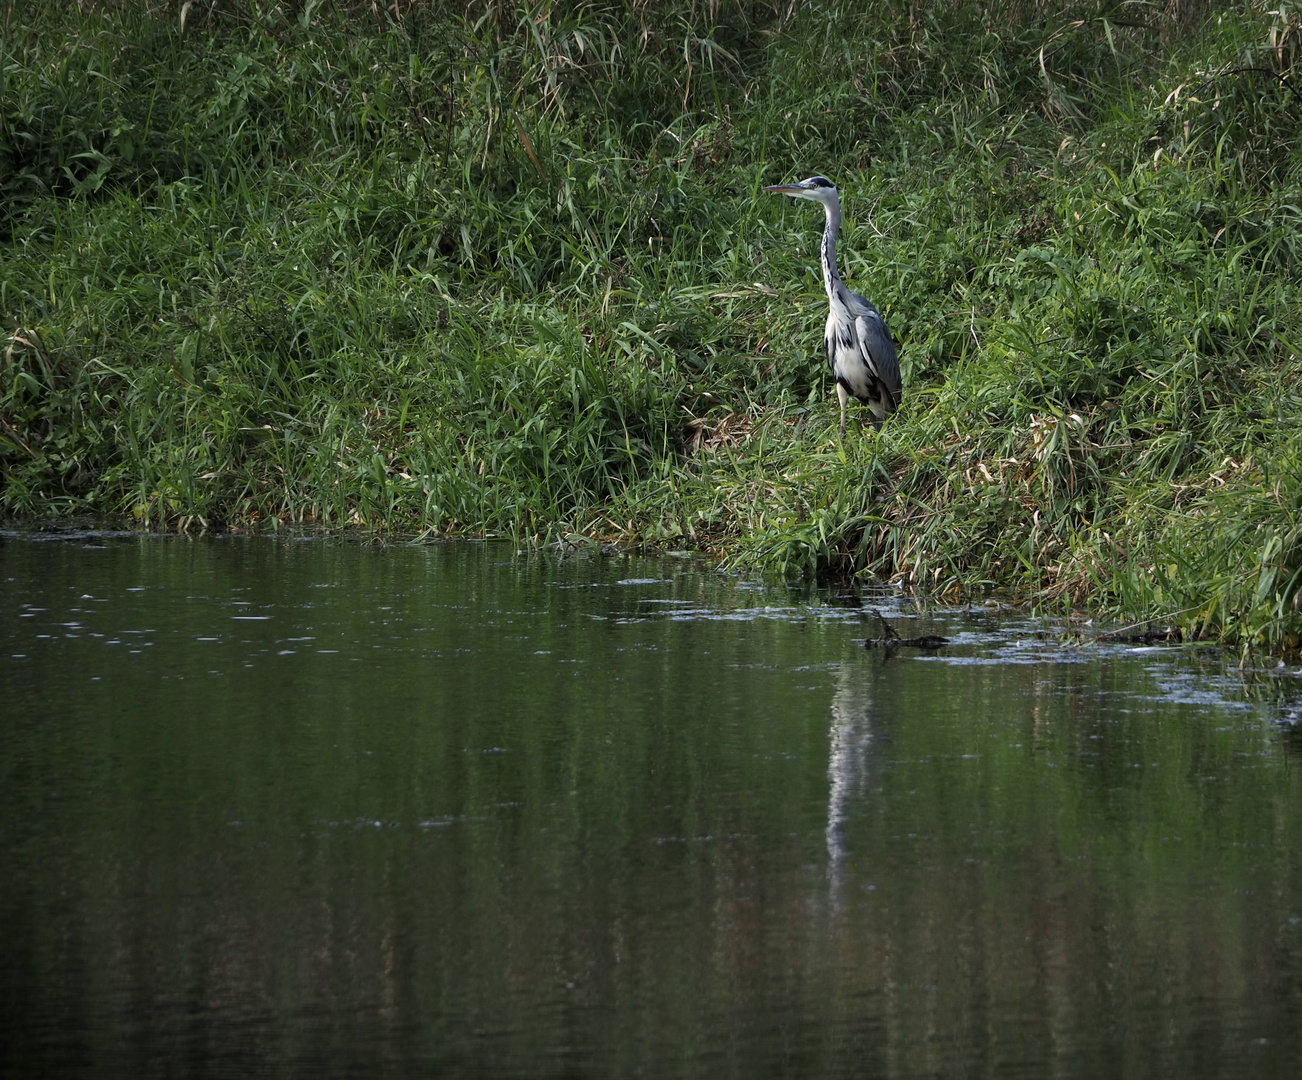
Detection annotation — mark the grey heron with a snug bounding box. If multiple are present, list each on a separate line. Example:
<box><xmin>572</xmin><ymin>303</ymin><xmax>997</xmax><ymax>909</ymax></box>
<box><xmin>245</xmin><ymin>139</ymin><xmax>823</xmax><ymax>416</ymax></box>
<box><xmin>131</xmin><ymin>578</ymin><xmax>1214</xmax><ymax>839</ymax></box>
<box><xmin>764</xmin><ymin>175</ymin><xmax>901</xmax><ymax>436</ymax></box>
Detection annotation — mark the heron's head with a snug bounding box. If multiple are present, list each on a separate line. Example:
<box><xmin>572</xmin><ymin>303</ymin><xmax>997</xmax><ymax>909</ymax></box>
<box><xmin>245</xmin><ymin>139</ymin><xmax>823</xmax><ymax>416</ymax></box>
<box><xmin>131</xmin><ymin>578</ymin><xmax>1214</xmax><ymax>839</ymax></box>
<box><xmin>763</xmin><ymin>175</ymin><xmax>838</xmax><ymax>206</ymax></box>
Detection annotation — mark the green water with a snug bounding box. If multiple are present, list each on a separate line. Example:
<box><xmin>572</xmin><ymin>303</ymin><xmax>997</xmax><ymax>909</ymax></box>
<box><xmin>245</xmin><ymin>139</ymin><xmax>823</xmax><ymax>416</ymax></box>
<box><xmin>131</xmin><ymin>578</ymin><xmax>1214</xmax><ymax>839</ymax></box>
<box><xmin>1</xmin><ymin>533</ymin><xmax>1300</xmax><ymax>1079</ymax></box>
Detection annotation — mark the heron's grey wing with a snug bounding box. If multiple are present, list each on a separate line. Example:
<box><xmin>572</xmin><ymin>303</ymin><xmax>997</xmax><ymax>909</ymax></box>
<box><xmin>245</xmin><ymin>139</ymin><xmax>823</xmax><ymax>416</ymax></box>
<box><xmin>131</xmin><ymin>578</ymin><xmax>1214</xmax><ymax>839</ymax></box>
<box><xmin>853</xmin><ymin>310</ymin><xmax>901</xmax><ymax>408</ymax></box>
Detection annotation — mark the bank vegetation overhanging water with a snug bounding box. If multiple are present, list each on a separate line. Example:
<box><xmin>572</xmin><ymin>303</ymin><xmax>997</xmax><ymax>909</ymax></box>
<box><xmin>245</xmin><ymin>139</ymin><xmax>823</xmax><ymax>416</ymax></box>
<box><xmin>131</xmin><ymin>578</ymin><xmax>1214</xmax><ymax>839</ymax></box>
<box><xmin>3</xmin><ymin>0</ymin><xmax>1302</xmax><ymax>654</ymax></box>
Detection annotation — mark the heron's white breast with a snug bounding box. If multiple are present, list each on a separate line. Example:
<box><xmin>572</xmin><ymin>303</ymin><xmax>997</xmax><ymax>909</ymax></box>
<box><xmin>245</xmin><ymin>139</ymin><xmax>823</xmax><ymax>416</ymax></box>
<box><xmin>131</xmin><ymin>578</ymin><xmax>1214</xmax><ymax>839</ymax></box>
<box><xmin>825</xmin><ymin>310</ymin><xmax>877</xmax><ymax>398</ymax></box>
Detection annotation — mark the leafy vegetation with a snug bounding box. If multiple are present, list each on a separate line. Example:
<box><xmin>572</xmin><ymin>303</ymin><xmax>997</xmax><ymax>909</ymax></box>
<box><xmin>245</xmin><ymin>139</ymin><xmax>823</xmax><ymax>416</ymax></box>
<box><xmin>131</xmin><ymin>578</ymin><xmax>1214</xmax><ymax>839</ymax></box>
<box><xmin>4</xmin><ymin>1</ymin><xmax>1302</xmax><ymax>652</ymax></box>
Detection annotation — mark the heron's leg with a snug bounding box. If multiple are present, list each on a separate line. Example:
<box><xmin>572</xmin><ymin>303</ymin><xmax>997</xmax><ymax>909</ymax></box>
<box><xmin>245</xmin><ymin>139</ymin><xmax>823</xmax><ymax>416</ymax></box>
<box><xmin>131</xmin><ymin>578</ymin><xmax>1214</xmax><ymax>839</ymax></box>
<box><xmin>836</xmin><ymin>384</ymin><xmax>850</xmax><ymax>437</ymax></box>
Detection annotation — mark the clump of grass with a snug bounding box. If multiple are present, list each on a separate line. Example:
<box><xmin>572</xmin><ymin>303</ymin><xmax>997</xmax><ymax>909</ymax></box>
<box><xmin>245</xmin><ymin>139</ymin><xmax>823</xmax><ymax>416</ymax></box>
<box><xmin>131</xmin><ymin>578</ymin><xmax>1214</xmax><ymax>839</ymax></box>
<box><xmin>4</xmin><ymin>1</ymin><xmax>1302</xmax><ymax>653</ymax></box>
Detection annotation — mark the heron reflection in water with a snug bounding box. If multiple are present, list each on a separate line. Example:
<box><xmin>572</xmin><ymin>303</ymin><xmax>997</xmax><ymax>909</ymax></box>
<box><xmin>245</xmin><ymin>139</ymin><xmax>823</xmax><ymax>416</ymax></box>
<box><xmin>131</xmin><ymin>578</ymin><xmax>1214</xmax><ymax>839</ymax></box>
<box><xmin>826</xmin><ymin>659</ymin><xmax>879</xmax><ymax>903</ymax></box>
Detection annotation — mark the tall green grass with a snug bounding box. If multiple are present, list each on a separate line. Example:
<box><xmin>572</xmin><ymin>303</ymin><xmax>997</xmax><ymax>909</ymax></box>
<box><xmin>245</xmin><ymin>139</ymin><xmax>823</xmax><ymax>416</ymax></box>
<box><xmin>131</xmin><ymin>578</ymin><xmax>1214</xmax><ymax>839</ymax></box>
<box><xmin>4</xmin><ymin>1</ymin><xmax>1302</xmax><ymax>653</ymax></box>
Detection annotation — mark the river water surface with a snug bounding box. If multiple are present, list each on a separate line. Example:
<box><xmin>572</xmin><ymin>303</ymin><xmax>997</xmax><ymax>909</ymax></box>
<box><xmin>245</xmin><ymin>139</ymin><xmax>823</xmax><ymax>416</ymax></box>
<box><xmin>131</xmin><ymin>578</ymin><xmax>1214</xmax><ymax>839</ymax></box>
<box><xmin>2</xmin><ymin>533</ymin><xmax>1300</xmax><ymax>1079</ymax></box>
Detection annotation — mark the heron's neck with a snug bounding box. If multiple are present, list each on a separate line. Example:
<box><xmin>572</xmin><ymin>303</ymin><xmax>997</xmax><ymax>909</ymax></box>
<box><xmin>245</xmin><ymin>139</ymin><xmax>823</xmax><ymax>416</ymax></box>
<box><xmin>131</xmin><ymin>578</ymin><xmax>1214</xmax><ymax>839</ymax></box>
<box><xmin>820</xmin><ymin>197</ymin><xmax>842</xmax><ymax>300</ymax></box>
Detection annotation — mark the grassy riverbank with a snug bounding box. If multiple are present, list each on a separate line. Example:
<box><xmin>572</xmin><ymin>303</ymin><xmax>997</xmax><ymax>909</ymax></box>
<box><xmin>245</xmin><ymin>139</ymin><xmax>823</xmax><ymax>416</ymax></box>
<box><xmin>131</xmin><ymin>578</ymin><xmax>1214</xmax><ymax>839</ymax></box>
<box><xmin>4</xmin><ymin>1</ymin><xmax>1302</xmax><ymax>652</ymax></box>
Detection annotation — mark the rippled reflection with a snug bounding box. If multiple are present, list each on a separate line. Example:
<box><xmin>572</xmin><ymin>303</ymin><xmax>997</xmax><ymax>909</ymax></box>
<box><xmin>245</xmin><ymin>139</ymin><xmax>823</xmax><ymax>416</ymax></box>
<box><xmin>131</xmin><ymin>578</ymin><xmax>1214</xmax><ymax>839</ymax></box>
<box><xmin>1</xmin><ymin>534</ymin><xmax>1300</xmax><ymax>1079</ymax></box>
<box><xmin>825</xmin><ymin>655</ymin><xmax>878</xmax><ymax>893</ymax></box>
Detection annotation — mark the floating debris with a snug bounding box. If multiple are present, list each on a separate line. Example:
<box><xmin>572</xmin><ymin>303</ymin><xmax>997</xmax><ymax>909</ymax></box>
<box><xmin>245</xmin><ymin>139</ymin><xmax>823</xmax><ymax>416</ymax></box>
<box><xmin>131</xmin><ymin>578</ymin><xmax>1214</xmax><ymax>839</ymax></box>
<box><xmin>863</xmin><ymin>611</ymin><xmax>948</xmax><ymax>650</ymax></box>
<box><xmin>1093</xmin><ymin>626</ymin><xmax>1184</xmax><ymax>646</ymax></box>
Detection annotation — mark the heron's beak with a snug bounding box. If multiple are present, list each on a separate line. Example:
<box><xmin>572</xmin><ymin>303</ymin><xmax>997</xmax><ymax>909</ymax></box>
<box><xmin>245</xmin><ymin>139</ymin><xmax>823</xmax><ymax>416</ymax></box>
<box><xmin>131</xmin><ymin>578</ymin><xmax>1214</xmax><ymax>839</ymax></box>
<box><xmin>763</xmin><ymin>183</ymin><xmax>805</xmax><ymax>195</ymax></box>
